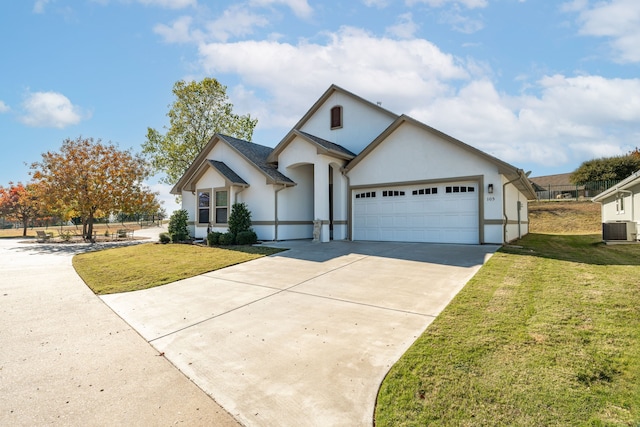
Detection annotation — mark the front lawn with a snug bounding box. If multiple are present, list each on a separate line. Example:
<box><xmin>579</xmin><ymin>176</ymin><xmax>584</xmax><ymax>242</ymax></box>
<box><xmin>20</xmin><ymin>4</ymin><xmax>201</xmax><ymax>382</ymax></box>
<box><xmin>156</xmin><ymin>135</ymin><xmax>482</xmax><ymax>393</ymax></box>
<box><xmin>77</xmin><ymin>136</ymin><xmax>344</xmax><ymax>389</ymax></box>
<box><xmin>375</xmin><ymin>234</ymin><xmax>640</xmax><ymax>426</ymax></box>
<box><xmin>73</xmin><ymin>243</ymin><xmax>283</xmax><ymax>294</ymax></box>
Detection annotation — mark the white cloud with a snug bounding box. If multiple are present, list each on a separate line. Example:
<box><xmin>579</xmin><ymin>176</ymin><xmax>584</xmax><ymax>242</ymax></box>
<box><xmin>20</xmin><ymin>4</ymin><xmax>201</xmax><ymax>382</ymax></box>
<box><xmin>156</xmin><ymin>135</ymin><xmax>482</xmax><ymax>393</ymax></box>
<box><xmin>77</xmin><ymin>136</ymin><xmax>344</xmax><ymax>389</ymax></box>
<box><xmin>33</xmin><ymin>0</ymin><xmax>51</xmax><ymax>13</ymax></box>
<box><xmin>406</xmin><ymin>0</ymin><xmax>488</xmax><ymax>9</ymax></box>
<box><xmin>0</xmin><ymin>101</ymin><xmax>9</xmax><ymax>113</ymax></box>
<box><xmin>567</xmin><ymin>0</ymin><xmax>640</xmax><ymax>63</ymax></box>
<box><xmin>198</xmin><ymin>26</ymin><xmax>469</xmax><ymax>127</ymax></box>
<box><xmin>205</xmin><ymin>5</ymin><xmax>270</xmax><ymax>42</ymax></box>
<box><xmin>137</xmin><ymin>0</ymin><xmax>196</xmax><ymax>8</ymax></box>
<box><xmin>385</xmin><ymin>13</ymin><xmax>419</xmax><ymax>39</ymax></box>
<box><xmin>249</xmin><ymin>0</ymin><xmax>313</xmax><ymax>19</ymax></box>
<box><xmin>439</xmin><ymin>9</ymin><xmax>484</xmax><ymax>33</ymax></box>
<box><xmin>363</xmin><ymin>0</ymin><xmax>390</xmax><ymax>7</ymax></box>
<box><xmin>20</xmin><ymin>91</ymin><xmax>86</xmax><ymax>128</ymax></box>
<box><xmin>181</xmin><ymin>22</ymin><xmax>638</xmax><ymax>172</ymax></box>
<box><xmin>410</xmin><ymin>75</ymin><xmax>640</xmax><ymax>167</ymax></box>
<box><xmin>154</xmin><ymin>16</ymin><xmax>197</xmax><ymax>43</ymax></box>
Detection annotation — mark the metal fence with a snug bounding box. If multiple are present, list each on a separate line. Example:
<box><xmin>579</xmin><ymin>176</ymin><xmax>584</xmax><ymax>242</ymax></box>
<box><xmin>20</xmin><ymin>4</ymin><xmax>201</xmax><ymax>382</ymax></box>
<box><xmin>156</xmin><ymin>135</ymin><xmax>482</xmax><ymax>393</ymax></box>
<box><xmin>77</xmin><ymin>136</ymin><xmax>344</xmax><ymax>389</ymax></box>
<box><xmin>534</xmin><ymin>180</ymin><xmax>621</xmax><ymax>201</ymax></box>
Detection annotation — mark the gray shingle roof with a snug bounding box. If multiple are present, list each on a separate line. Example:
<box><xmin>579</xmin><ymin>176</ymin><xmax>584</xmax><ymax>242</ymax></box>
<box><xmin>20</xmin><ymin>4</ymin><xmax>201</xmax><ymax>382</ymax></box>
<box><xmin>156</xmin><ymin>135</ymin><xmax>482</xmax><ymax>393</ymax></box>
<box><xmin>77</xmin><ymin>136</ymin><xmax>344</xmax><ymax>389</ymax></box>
<box><xmin>218</xmin><ymin>134</ymin><xmax>295</xmax><ymax>185</ymax></box>
<box><xmin>208</xmin><ymin>160</ymin><xmax>249</xmax><ymax>186</ymax></box>
<box><xmin>298</xmin><ymin>131</ymin><xmax>357</xmax><ymax>158</ymax></box>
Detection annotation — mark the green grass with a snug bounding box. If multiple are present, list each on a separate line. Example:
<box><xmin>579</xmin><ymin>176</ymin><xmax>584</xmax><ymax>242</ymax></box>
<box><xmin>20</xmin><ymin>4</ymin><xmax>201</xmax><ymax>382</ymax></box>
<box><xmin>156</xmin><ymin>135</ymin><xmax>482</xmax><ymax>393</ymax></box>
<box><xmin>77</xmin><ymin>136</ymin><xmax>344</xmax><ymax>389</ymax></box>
<box><xmin>375</xmin><ymin>234</ymin><xmax>640</xmax><ymax>426</ymax></box>
<box><xmin>73</xmin><ymin>243</ymin><xmax>283</xmax><ymax>294</ymax></box>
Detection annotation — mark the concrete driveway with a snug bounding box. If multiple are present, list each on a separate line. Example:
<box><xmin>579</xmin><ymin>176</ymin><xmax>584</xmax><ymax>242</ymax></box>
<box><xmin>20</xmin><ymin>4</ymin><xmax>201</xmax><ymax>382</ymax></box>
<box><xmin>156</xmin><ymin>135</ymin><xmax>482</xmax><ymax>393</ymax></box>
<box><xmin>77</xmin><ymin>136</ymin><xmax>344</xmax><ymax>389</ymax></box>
<box><xmin>0</xmin><ymin>230</ymin><xmax>240</xmax><ymax>427</ymax></box>
<box><xmin>101</xmin><ymin>240</ymin><xmax>497</xmax><ymax>426</ymax></box>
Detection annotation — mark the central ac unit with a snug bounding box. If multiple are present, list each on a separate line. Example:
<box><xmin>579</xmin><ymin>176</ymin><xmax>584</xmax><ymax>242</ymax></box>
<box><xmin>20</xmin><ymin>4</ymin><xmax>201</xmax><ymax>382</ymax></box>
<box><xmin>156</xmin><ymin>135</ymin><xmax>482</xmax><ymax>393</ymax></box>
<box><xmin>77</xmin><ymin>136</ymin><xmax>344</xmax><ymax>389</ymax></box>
<box><xmin>603</xmin><ymin>221</ymin><xmax>637</xmax><ymax>241</ymax></box>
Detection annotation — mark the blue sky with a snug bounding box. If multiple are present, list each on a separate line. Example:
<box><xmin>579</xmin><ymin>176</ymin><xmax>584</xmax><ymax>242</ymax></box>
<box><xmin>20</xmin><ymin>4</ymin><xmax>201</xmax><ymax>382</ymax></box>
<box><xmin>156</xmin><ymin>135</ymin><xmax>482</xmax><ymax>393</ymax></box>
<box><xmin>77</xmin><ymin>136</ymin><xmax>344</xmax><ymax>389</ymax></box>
<box><xmin>1</xmin><ymin>0</ymin><xmax>639</xmax><ymax>212</ymax></box>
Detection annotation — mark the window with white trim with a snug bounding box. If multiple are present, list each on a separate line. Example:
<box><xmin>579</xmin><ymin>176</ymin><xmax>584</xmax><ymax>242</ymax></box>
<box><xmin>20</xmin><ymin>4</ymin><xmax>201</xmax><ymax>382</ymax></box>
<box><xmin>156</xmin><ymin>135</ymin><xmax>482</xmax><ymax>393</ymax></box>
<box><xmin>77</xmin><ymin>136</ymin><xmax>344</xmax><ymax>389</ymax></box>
<box><xmin>197</xmin><ymin>190</ymin><xmax>210</xmax><ymax>224</ymax></box>
<box><xmin>215</xmin><ymin>189</ymin><xmax>229</xmax><ymax>224</ymax></box>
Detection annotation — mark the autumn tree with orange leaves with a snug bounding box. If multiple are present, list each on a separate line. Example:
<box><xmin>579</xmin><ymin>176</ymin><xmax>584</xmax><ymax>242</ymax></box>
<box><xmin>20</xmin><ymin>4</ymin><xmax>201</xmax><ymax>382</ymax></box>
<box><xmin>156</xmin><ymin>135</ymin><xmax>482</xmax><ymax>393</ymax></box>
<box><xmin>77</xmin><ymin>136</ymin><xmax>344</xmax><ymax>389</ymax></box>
<box><xmin>0</xmin><ymin>182</ymin><xmax>44</xmax><ymax>236</ymax></box>
<box><xmin>31</xmin><ymin>136</ymin><xmax>160</xmax><ymax>242</ymax></box>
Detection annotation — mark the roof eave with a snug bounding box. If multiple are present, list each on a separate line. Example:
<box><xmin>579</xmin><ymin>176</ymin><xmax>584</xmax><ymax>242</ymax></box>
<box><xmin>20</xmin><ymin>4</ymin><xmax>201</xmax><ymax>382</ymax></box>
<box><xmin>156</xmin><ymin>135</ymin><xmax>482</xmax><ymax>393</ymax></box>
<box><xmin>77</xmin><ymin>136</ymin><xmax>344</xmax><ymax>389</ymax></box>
<box><xmin>592</xmin><ymin>170</ymin><xmax>640</xmax><ymax>202</ymax></box>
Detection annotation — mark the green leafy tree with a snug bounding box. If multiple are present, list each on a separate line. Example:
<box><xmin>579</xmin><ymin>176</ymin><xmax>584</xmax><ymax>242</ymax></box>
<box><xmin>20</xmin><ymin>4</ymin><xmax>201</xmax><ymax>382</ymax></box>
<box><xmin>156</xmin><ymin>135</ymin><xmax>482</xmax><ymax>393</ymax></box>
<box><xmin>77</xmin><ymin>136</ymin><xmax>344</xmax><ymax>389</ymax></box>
<box><xmin>570</xmin><ymin>155</ymin><xmax>640</xmax><ymax>184</ymax></box>
<box><xmin>142</xmin><ymin>78</ymin><xmax>258</xmax><ymax>186</ymax></box>
<box><xmin>228</xmin><ymin>202</ymin><xmax>253</xmax><ymax>236</ymax></box>
<box><xmin>31</xmin><ymin>136</ymin><xmax>159</xmax><ymax>242</ymax></box>
<box><xmin>168</xmin><ymin>209</ymin><xmax>189</xmax><ymax>242</ymax></box>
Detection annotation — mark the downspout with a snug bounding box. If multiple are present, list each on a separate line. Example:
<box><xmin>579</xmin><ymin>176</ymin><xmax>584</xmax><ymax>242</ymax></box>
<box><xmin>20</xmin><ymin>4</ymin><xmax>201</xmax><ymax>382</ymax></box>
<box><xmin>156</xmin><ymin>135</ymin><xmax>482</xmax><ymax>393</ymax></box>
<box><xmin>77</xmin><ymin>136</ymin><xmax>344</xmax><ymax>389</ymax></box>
<box><xmin>274</xmin><ymin>184</ymin><xmax>286</xmax><ymax>241</ymax></box>
<box><xmin>617</xmin><ymin>189</ymin><xmax>634</xmax><ymax>222</ymax></box>
<box><xmin>503</xmin><ymin>171</ymin><xmax>525</xmax><ymax>244</ymax></box>
<box><xmin>234</xmin><ymin>186</ymin><xmax>247</xmax><ymax>203</ymax></box>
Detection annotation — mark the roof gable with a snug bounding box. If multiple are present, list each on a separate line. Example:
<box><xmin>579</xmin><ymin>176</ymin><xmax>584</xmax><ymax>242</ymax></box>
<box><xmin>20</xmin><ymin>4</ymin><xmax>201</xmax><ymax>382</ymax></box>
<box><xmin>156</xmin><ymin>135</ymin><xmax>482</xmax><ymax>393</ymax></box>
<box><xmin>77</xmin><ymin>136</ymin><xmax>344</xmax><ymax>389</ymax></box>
<box><xmin>208</xmin><ymin>160</ymin><xmax>249</xmax><ymax>186</ymax></box>
<box><xmin>290</xmin><ymin>84</ymin><xmax>398</xmax><ymax>131</ymax></box>
<box><xmin>170</xmin><ymin>134</ymin><xmax>294</xmax><ymax>194</ymax></box>
<box><xmin>344</xmin><ymin>114</ymin><xmax>537</xmax><ymax>199</ymax></box>
<box><xmin>267</xmin><ymin>129</ymin><xmax>356</xmax><ymax>163</ymax></box>
<box><xmin>268</xmin><ymin>85</ymin><xmax>398</xmax><ymax>162</ymax></box>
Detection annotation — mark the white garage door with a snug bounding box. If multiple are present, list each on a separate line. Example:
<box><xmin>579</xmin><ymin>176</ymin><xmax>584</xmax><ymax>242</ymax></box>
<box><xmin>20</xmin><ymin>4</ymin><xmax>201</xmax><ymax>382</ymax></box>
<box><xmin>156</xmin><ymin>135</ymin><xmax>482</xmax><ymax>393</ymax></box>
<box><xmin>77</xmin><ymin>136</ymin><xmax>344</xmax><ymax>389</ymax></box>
<box><xmin>353</xmin><ymin>182</ymin><xmax>479</xmax><ymax>244</ymax></box>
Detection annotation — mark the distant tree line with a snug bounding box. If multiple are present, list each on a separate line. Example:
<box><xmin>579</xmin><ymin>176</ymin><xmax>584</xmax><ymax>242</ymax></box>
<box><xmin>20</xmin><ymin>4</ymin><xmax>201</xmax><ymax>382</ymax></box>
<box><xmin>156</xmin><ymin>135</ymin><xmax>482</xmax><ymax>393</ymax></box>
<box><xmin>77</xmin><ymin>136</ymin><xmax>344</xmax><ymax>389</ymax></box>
<box><xmin>570</xmin><ymin>148</ymin><xmax>640</xmax><ymax>184</ymax></box>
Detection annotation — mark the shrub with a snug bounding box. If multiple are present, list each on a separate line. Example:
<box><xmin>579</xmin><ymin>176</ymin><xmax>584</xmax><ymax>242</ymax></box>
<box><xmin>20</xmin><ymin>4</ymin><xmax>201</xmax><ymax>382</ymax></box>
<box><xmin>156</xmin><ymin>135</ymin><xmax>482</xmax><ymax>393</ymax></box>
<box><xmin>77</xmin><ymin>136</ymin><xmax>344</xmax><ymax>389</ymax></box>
<box><xmin>236</xmin><ymin>230</ymin><xmax>258</xmax><ymax>245</ymax></box>
<box><xmin>207</xmin><ymin>231</ymin><xmax>222</xmax><ymax>246</ymax></box>
<box><xmin>218</xmin><ymin>232</ymin><xmax>235</xmax><ymax>245</ymax></box>
<box><xmin>168</xmin><ymin>209</ymin><xmax>189</xmax><ymax>242</ymax></box>
<box><xmin>228</xmin><ymin>203</ymin><xmax>253</xmax><ymax>236</ymax></box>
<box><xmin>159</xmin><ymin>232</ymin><xmax>171</xmax><ymax>244</ymax></box>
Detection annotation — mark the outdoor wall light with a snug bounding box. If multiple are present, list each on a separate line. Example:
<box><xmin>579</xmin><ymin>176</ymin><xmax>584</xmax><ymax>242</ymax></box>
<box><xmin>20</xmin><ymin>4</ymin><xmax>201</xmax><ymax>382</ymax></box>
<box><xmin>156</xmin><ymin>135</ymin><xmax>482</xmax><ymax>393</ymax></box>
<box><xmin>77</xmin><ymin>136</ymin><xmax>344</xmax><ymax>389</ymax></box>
<box><xmin>488</xmin><ymin>184</ymin><xmax>494</xmax><ymax>194</ymax></box>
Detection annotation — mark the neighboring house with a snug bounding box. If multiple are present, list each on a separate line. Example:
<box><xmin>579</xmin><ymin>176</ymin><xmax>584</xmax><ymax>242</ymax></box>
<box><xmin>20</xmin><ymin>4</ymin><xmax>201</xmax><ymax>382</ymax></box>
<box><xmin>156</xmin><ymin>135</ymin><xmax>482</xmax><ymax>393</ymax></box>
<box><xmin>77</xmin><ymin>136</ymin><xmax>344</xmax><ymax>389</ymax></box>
<box><xmin>529</xmin><ymin>172</ymin><xmax>587</xmax><ymax>199</ymax></box>
<box><xmin>171</xmin><ymin>84</ymin><xmax>537</xmax><ymax>244</ymax></box>
<box><xmin>592</xmin><ymin>170</ymin><xmax>640</xmax><ymax>242</ymax></box>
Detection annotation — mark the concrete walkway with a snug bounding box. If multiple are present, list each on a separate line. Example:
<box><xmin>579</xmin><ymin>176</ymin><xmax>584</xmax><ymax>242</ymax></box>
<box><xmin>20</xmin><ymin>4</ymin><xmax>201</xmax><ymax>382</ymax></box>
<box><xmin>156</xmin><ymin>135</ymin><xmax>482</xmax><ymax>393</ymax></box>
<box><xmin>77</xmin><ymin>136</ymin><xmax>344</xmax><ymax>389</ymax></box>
<box><xmin>0</xmin><ymin>228</ymin><xmax>240</xmax><ymax>427</ymax></box>
<box><xmin>101</xmin><ymin>239</ymin><xmax>498</xmax><ymax>426</ymax></box>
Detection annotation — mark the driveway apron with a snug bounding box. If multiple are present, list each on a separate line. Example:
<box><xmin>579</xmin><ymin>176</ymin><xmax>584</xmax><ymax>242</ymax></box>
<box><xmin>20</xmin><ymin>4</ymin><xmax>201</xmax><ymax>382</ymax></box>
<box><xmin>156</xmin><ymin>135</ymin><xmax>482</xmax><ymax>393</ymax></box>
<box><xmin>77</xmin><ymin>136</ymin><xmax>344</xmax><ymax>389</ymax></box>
<box><xmin>0</xmin><ymin>231</ymin><xmax>239</xmax><ymax>427</ymax></box>
<box><xmin>101</xmin><ymin>240</ymin><xmax>497</xmax><ymax>427</ymax></box>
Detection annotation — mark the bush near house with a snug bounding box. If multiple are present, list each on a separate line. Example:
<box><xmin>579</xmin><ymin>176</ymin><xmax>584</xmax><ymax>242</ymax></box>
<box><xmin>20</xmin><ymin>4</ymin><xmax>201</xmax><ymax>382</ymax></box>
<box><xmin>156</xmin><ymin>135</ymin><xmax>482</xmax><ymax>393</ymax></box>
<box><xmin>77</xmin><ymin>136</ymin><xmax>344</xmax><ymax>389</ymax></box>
<box><xmin>218</xmin><ymin>232</ymin><xmax>235</xmax><ymax>245</ymax></box>
<box><xmin>168</xmin><ymin>209</ymin><xmax>189</xmax><ymax>242</ymax></box>
<box><xmin>228</xmin><ymin>202</ymin><xmax>253</xmax><ymax>242</ymax></box>
<box><xmin>207</xmin><ymin>231</ymin><xmax>222</xmax><ymax>246</ymax></box>
<box><xmin>236</xmin><ymin>230</ymin><xmax>258</xmax><ymax>245</ymax></box>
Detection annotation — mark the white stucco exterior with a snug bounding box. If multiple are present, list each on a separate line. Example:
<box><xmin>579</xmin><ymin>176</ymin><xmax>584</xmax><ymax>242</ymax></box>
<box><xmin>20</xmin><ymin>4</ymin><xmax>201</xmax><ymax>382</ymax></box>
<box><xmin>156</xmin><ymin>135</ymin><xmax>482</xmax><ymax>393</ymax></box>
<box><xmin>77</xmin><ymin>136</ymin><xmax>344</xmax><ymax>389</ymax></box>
<box><xmin>172</xmin><ymin>84</ymin><xmax>536</xmax><ymax>245</ymax></box>
<box><xmin>593</xmin><ymin>170</ymin><xmax>640</xmax><ymax>241</ymax></box>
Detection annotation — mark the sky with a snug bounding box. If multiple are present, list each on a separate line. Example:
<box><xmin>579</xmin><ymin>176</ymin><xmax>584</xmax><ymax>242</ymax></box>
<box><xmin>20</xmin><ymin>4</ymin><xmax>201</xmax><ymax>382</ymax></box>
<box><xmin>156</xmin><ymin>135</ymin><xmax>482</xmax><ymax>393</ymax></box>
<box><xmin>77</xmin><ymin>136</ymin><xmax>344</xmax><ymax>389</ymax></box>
<box><xmin>1</xmin><ymin>0</ymin><xmax>639</xmax><ymax>213</ymax></box>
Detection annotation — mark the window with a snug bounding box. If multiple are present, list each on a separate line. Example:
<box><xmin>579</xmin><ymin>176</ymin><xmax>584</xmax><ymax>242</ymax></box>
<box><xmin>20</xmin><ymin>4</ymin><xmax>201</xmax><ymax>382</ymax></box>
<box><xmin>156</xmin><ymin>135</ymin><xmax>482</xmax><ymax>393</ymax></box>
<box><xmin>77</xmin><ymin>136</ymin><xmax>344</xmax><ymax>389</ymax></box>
<box><xmin>616</xmin><ymin>196</ymin><xmax>625</xmax><ymax>214</ymax></box>
<box><xmin>445</xmin><ymin>186</ymin><xmax>473</xmax><ymax>194</ymax></box>
<box><xmin>355</xmin><ymin>191</ymin><xmax>376</xmax><ymax>198</ymax></box>
<box><xmin>412</xmin><ymin>187</ymin><xmax>438</xmax><ymax>196</ymax></box>
<box><xmin>330</xmin><ymin>105</ymin><xmax>342</xmax><ymax>129</ymax></box>
<box><xmin>383</xmin><ymin>190</ymin><xmax>405</xmax><ymax>197</ymax></box>
<box><xmin>198</xmin><ymin>190</ymin><xmax>211</xmax><ymax>224</ymax></box>
<box><xmin>215</xmin><ymin>190</ymin><xmax>228</xmax><ymax>224</ymax></box>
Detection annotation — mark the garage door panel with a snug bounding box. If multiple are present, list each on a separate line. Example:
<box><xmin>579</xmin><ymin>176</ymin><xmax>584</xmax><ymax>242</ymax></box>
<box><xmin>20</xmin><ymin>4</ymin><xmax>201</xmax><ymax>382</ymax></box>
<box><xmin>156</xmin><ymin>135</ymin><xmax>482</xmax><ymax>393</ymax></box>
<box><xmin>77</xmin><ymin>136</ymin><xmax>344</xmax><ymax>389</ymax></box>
<box><xmin>353</xmin><ymin>182</ymin><xmax>479</xmax><ymax>244</ymax></box>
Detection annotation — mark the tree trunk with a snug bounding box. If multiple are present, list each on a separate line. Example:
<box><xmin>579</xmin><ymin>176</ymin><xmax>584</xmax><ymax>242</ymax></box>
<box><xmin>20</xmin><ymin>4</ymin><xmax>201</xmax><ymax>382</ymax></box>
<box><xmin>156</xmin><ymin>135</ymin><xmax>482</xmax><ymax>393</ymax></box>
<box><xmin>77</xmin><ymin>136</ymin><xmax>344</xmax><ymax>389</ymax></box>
<box><xmin>86</xmin><ymin>214</ymin><xmax>95</xmax><ymax>243</ymax></box>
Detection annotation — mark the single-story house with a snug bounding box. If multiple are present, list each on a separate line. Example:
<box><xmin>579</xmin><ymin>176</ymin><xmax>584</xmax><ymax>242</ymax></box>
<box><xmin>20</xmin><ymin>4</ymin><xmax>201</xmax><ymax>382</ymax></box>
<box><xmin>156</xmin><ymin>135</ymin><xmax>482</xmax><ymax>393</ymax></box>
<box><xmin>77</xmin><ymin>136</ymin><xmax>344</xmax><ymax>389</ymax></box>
<box><xmin>529</xmin><ymin>172</ymin><xmax>582</xmax><ymax>199</ymax></box>
<box><xmin>592</xmin><ymin>170</ymin><xmax>640</xmax><ymax>241</ymax></box>
<box><xmin>171</xmin><ymin>84</ymin><xmax>537</xmax><ymax>244</ymax></box>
